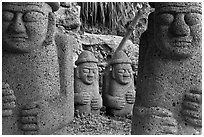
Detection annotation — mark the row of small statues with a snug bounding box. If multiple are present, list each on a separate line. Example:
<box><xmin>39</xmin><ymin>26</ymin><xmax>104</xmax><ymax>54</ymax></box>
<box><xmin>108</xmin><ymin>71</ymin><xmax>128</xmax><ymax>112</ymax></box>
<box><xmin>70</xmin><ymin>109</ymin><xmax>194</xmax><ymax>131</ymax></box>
<box><xmin>74</xmin><ymin>50</ymin><xmax>135</xmax><ymax>117</ymax></box>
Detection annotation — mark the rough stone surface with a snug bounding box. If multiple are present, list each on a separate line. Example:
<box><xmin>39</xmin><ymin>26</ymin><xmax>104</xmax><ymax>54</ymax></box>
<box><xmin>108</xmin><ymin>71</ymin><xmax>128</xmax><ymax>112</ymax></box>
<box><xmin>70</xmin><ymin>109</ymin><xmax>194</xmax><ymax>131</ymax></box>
<box><xmin>74</xmin><ymin>50</ymin><xmax>102</xmax><ymax>115</ymax></box>
<box><xmin>102</xmin><ymin>51</ymin><xmax>135</xmax><ymax>117</ymax></box>
<box><xmin>131</xmin><ymin>2</ymin><xmax>202</xmax><ymax>135</ymax></box>
<box><xmin>60</xmin><ymin>2</ymin><xmax>72</xmax><ymax>8</ymax></box>
<box><xmin>52</xmin><ymin>114</ymin><xmax>132</xmax><ymax>135</ymax></box>
<box><xmin>55</xmin><ymin>3</ymin><xmax>81</xmax><ymax>31</ymax></box>
<box><xmin>2</xmin><ymin>2</ymin><xmax>74</xmax><ymax>135</ymax></box>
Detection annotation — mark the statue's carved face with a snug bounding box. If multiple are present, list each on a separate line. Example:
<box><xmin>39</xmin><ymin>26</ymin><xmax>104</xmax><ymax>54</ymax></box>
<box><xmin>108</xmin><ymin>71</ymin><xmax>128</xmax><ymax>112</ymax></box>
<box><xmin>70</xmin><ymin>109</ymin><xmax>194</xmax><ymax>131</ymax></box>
<box><xmin>2</xmin><ymin>2</ymin><xmax>52</xmax><ymax>53</ymax></box>
<box><xmin>154</xmin><ymin>4</ymin><xmax>202</xmax><ymax>58</ymax></box>
<box><xmin>113</xmin><ymin>63</ymin><xmax>132</xmax><ymax>85</ymax></box>
<box><xmin>78</xmin><ymin>62</ymin><xmax>98</xmax><ymax>85</ymax></box>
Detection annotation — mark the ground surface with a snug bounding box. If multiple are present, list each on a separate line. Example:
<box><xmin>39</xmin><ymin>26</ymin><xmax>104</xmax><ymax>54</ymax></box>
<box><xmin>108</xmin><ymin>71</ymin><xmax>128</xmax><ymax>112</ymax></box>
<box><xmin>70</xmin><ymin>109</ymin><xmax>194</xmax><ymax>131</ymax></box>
<box><xmin>53</xmin><ymin>112</ymin><xmax>132</xmax><ymax>135</ymax></box>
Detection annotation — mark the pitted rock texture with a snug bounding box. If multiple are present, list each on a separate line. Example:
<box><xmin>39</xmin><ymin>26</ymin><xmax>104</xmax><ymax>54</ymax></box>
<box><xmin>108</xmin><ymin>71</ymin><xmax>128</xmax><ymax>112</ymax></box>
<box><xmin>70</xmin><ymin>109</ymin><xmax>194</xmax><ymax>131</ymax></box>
<box><xmin>131</xmin><ymin>2</ymin><xmax>202</xmax><ymax>135</ymax></box>
<box><xmin>55</xmin><ymin>3</ymin><xmax>81</xmax><ymax>31</ymax></box>
<box><xmin>2</xmin><ymin>2</ymin><xmax>75</xmax><ymax>135</ymax></box>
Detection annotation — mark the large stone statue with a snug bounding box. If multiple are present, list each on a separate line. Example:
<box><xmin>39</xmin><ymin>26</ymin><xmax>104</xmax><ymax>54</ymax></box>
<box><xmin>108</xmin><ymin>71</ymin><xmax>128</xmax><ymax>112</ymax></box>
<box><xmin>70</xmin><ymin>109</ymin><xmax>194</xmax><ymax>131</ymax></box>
<box><xmin>131</xmin><ymin>2</ymin><xmax>202</xmax><ymax>135</ymax></box>
<box><xmin>74</xmin><ymin>50</ymin><xmax>102</xmax><ymax>115</ymax></box>
<box><xmin>2</xmin><ymin>2</ymin><xmax>75</xmax><ymax>135</ymax></box>
<box><xmin>102</xmin><ymin>51</ymin><xmax>135</xmax><ymax>117</ymax></box>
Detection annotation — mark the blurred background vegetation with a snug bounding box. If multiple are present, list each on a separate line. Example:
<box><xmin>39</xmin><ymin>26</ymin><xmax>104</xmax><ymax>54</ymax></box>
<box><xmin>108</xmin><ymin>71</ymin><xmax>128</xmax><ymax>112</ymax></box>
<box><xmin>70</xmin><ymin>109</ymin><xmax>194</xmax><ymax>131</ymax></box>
<box><xmin>78</xmin><ymin>2</ymin><xmax>152</xmax><ymax>41</ymax></box>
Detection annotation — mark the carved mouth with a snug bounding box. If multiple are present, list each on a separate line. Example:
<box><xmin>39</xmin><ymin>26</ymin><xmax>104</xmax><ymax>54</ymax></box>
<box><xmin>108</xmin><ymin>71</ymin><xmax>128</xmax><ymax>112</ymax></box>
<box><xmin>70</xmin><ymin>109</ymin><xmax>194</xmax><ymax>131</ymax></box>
<box><xmin>172</xmin><ymin>41</ymin><xmax>191</xmax><ymax>48</ymax></box>
<box><xmin>171</xmin><ymin>37</ymin><xmax>192</xmax><ymax>47</ymax></box>
<box><xmin>171</xmin><ymin>38</ymin><xmax>192</xmax><ymax>47</ymax></box>
<box><xmin>87</xmin><ymin>77</ymin><xmax>94</xmax><ymax>82</ymax></box>
<box><xmin>123</xmin><ymin>76</ymin><xmax>130</xmax><ymax>81</ymax></box>
<box><xmin>9</xmin><ymin>36</ymin><xmax>28</xmax><ymax>42</ymax></box>
<box><xmin>123</xmin><ymin>75</ymin><xmax>130</xmax><ymax>78</ymax></box>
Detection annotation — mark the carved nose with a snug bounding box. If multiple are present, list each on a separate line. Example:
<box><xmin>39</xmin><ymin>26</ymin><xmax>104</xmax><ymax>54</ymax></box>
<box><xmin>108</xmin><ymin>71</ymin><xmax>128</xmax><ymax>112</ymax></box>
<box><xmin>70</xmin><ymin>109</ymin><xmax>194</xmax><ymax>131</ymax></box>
<box><xmin>10</xmin><ymin>14</ymin><xmax>26</xmax><ymax>33</ymax></box>
<box><xmin>88</xmin><ymin>71</ymin><xmax>94</xmax><ymax>77</ymax></box>
<box><xmin>123</xmin><ymin>72</ymin><xmax>130</xmax><ymax>77</ymax></box>
<box><xmin>170</xmin><ymin>14</ymin><xmax>190</xmax><ymax>37</ymax></box>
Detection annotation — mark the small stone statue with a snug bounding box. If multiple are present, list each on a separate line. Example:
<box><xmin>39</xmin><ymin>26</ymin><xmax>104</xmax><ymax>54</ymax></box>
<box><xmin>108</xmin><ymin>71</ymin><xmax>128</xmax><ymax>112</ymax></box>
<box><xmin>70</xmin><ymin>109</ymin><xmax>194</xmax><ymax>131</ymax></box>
<box><xmin>102</xmin><ymin>51</ymin><xmax>135</xmax><ymax>117</ymax></box>
<box><xmin>2</xmin><ymin>2</ymin><xmax>75</xmax><ymax>135</ymax></box>
<box><xmin>131</xmin><ymin>2</ymin><xmax>202</xmax><ymax>135</ymax></box>
<box><xmin>74</xmin><ymin>50</ymin><xmax>102</xmax><ymax>115</ymax></box>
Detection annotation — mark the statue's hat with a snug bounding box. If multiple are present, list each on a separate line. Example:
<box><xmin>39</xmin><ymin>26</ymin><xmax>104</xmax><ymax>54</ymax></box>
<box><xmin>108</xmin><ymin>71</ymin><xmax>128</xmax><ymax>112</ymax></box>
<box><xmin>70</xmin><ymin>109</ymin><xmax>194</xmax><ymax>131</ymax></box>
<box><xmin>2</xmin><ymin>2</ymin><xmax>60</xmax><ymax>12</ymax></box>
<box><xmin>75</xmin><ymin>50</ymin><xmax>98</xmax><ymax>65</ymax></box>
<box><xmin>149</xmin><ymin>2</ymin><xmax>202</xmax><ymax>13</ymax></box>
<box><xmin>110</xmin><ymin>51</ymin><xmax>131</xmax><ymax>65</ymax></box>
<box><xmin>46</xmin><ymin>2</ymin><xmax>60</xmax><ymax>12</ymax></box>
<box><xmin>149</xmin><ymin>2</ymin><xmax>201</xmax><ymax>8</ymax></box>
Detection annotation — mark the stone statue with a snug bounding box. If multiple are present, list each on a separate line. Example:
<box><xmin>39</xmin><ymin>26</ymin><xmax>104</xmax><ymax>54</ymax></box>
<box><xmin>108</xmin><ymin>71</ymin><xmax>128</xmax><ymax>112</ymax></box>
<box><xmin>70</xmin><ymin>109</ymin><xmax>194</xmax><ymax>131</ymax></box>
<box><xmin>2</xmin><ymin>2</ymin><xmax>75</xmax><ymax>135</ymax></box>
<box><xmin>74</xmin><ymin>50</ymin><xmax>102</xmax><ymax>115</ymax></box>
<box><xmin>131</xmin><ymin>2</ymin><xmax>202</xmax><ymax>135</ymax></box>
<box><xmin>102</xmin><ymin>51</ymin><xmax>135</xmax><ymax>117</ymax></box>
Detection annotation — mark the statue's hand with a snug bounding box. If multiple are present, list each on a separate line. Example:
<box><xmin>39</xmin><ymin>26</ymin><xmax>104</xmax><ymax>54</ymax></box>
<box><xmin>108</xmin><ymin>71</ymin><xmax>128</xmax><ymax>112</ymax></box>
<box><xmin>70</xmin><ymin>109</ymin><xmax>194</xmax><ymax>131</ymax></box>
<box><xmin>134</xmin><ymin>106</ymin><xmax>178</xmax><ymax>135</ymax></box>
<box><xmin>126</xmin><ymin>91</ymin><xmax>135</xmax><ymax>104</ymax></box>
<box><xmin>91</xmin><ymin>96</ymin><xmax>102</xmax><ymax>110</ymax></box>
<box><xmin>115</xmin><ymin>96</ymin><xmax>126</xmax><ymax>110</ymax></box>
<box><xmin>181</xmin><ymin>88</ymin><xmax>202</xmax><ymax>127</ymax></box>
<box><xmin>79</xmin><ymin>92</ymin><xmax>91</xmax><ymax>105</ymax></box>
<box><xmin>2</xmin><ymin>82</ymin><xmax>16</xmax><ymax>117</ymax></box>
<box><xmin>151</xmin><ymin>107</ymin><xmax>178</xmax><ymax>135</ymax></box>
<box><xmin>20</xmin><ymin>103</ymin><xmax>39</xmax><ymax>135</ymax></box>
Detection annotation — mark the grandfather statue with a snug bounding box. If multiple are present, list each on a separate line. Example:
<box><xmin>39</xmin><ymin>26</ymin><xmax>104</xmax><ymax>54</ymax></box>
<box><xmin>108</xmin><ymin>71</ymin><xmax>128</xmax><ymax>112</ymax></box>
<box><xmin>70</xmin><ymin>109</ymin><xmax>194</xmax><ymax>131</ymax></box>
<box><xmin>131</xmin><ymin>2</ymin><xmax>202</xmax><ymax>135</ymax></box>
<box><xmin>74</xmin><ymin>50</ymin><xmax>102</xmax><ymax>115</ymax></box>
<box><xmin>102</xmin><ymin>51</ymin><xmax>135</xmax><ymax>117</ymax></box>
<box><xmin>2</xmin><ymin>2</ymin><xmax>75</xmax><ymax>135</ymax></box>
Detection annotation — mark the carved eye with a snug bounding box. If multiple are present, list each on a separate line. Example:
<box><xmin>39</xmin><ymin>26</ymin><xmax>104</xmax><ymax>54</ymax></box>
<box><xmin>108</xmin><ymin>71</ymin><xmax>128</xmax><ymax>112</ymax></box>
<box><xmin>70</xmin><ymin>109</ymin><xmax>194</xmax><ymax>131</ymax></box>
<box><xmin>2</xmin><ymin>11</ymin><xmax>14</xmax><ymax>22</ymax></box>
<box><xmin>157</xmin><ymin>13</ymin><xmax>174</xmax><ymax>25</ymax></box>
<box><xmin>83</xmin><ymin>68</ymin><xmax>89</xmax><ymax>73</ymax></box>
<box><xmin>118</xmin><ymin>69</ymin><xmax>125</xmax><ymax>73</ymax></box>
<box><xmin>185</xmin><ymin>13</ymin><xmax>202</xmax><ymax>26</ymax></box>
<box><xmin>93</xmin><ymin>69</ymin><xmax>97</xmax><ymax>74</ymax></box>
<box><xmin>23</xmin><ymin>11</ymin><xmax>46</xmax><ymax>22</ymax></box>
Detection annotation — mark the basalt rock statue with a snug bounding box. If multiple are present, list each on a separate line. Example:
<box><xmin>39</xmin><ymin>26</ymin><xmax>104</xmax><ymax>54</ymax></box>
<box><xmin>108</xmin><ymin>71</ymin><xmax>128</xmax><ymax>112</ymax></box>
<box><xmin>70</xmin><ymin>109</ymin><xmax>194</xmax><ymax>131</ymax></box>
<box><xmin>2</xmin><ymin>2</ymin><xmax>75</xmax><ymax>135</ymax></box>
<box><xmin>74</xmin><ymin>50</ymin><xmax>102</xmax><ymax>115</ymax></box>
<box><xmin>102</xmin><ymin>51</ymin><xmax>135</xmax><ymax>117</ymax></box>
<box><xmin>131</xmin><ymin>2</ymin><xmax>202</xmax><ymax>135</ymax></box>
